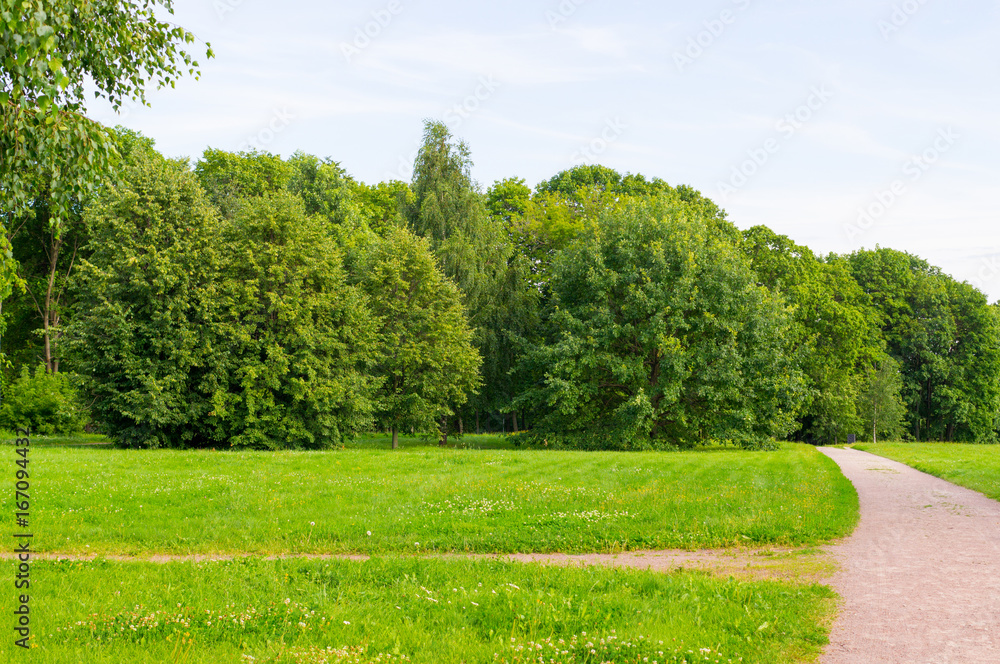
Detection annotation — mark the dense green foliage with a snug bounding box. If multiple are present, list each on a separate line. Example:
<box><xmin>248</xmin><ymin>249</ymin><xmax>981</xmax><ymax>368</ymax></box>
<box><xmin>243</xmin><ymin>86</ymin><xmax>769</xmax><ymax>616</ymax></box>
<box><xmin>845</xmin><ymin>249</ymin><xmax>1000</xmax><ymax>442</ymax></box>
<box><xmin>212</xmin><ymin>193</ymin><xmax>379</xmax><ymax>449</ymax></box>
<box><xmin>0</xmin><ymin>363</ymin><xmax>85</xmax><ymax>433</ymax></box>
<box><xmin>67</xmin><ymin>143</ymin><xmax>384</xmax><ymax>449</ymax></box>
<box><xmin>517</xmin><ymin>200</ymin><xmax>802</xmax><ymax>450</ymax></box>
<box><xmin>68</xmin><ymin>146</ymin><xmax>227</xmax><ymax>448</ymax></box>
<box><xmin>357</xmin><ymin>227</ymin><xmax>481</xmax><ymax>447</ymax></box>
<box><xmin>3</xmin><ymin>117</ymin><xmax>998</xmax><ymax>447</ymax></box>
<box><xmin>0</xmin><ymin>0</ymin><xmax>210</xmax><ymax>303</ymax></box>
<box><xmin>743</xmin><ymin>227</ymin><xmax>883</xmax><ymax>444</ymax></box>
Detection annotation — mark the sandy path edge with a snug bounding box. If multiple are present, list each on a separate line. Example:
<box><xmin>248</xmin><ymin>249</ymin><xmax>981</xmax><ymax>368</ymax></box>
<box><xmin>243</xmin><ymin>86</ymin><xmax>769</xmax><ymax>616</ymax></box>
<box><xmin>1</xmin><ymin>547</ymin><xmax>833</xmax><ymax>582</ymax></box>
<box><xmin>818</xmin><ymin>447</ymin><xmax>1000</xmax><ymax>664</ymax></box>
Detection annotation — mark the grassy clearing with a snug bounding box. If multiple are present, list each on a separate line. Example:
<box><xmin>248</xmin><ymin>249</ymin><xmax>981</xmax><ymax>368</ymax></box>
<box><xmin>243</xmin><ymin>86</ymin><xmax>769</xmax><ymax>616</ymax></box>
<box><xmin>853</xmin><ymin>442</ymin><xmax>1000</xmax><ymax>500</ymax></box>
<box><xmin>0</xmin><ymin>557</ymin><xmax>835</xmax><ymax>663</ymax></box>
<box><xmin>5</xmin><ymin>442</ymin><xmax>857</xmax><ymax>556</ymax></box>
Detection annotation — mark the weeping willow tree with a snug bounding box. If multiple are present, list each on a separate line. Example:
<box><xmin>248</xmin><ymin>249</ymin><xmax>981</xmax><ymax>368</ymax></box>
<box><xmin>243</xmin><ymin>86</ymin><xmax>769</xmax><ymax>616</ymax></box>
<box><xmin>406</xmin><ymin>120</ymin><xmax>538</xmax><ymax>435</ymax></box>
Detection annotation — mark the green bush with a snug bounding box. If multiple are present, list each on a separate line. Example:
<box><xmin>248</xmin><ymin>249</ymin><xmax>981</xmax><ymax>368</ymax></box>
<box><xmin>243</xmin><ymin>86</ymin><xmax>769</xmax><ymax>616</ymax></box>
<box><xmin>0</xmin><ymin>365</ymin><xmax>88</xmax><ymax>435</ymax></box>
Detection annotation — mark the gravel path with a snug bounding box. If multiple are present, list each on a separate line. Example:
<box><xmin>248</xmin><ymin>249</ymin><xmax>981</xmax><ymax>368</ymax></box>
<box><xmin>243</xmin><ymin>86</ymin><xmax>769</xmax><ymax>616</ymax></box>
<box><xmin>819</xmin><ymin>447</ymin><xmax>1000</xmax><ymax>664</ymax></box>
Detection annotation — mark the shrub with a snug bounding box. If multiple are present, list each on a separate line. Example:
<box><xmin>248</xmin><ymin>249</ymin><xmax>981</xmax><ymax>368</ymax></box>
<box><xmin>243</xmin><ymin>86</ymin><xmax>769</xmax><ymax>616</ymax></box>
<box><xmin>0</xmin><ymin>365</ymin><xmax>88</xmax><ymax>435</ymax></box>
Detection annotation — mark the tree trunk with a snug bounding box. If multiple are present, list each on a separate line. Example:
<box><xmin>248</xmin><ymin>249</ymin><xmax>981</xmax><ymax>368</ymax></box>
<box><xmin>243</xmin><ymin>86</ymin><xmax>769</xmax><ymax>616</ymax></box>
<box><xmin>439</xmin><ymin>416</ymin><xmax>448</xmax><ymax>447</ymax></box>
<box><xmin>512</xmin><ymin>410</ymin><xmax>519</xmax><ymax>433</ymax></box>
<box><xmin>476</xmin><ymin>410</ymin><xmax>480</xmax><ymax>435</ymax></box>
<box><xmin>872</xmin><ymin>410</ymin><xmax>877</xmax><ymax>445</ymax></box>
<box><xmin>23</xmin><ymin>225</ymin><xmax>78</xmax><ymax>375</ymax></box>
<box><xmin>458</xmin><ymin>417</ymin><xmax>464</xmax><ymax>436</ymax></box>
<box><xmin>42</xmin><ymin>228</ymin><xmax>63</xmax><ymax>374</ymax></box>
<box><xmin>391</xmin><ymin>426</ymin><xmax>399</xmax><ymax>450</ymax></box>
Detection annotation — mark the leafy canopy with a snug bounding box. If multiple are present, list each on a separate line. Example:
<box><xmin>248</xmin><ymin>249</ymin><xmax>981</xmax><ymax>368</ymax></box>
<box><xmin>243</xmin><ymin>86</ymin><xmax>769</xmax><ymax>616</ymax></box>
<box><xmin>517</xmin><ymin>199</ymin><xmax>804</xmax><ymax>450</ymax></box>
<box><xmin>356</xmin><ymin>227</ymin><xmax>481</xmax><ymax>440</ymax></box>
<box><xmin>0</xmin><ymin>0</ymin><xmax>211</xmax><ymax>216</ymax></box>
<box><xmin>68</xmin><ymin>146</ymin><xmax>226</xmax><ymax>448</ymax></box>
<box><xmin>1</xmin><ymin>0</ymin><xmax>211</xmax><ymax>300</ymax></box>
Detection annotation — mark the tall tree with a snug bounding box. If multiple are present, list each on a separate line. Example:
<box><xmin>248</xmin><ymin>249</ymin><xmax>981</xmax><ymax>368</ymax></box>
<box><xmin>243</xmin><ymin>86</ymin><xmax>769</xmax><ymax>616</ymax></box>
<box><xmin>742</xmin><ymin>226</ymin><xmax>882</xmax><ymax>443</ymax></box>
<box><xmin>68</xmin><ymin>147</ymin><xmax>228</xmax><ymax>448</ymax></box>
<box><xmin>517</xmin><ymin>199</ymin><xmax>804</xmax><ymax>449</ymax></box>
<box><xmin>407</xmin><ymin>120</ymin><xmax>501</xmax><ymax>312</ymax></box>
<box><xmin>71</xmin><ymin>145</ymin><xmax>379</xmax><ymax>449</ymax></box>
<box><xmin>1</xmin><ymin>0</ymin><xmax>211</xmax><ymax>294</ymax></box>
<box><xmin>406</xmin><ymin>121</ymin><xmax>528</xmax><ymax>430</ymax></box>
<box><xmin>355</xmin><ymin>227</ymin><xmax>481</xmax><ymax>448</ymax></box>
<box><xmin>845</xmin><ymin>248</ymin><xmax>1000</xmax><ymax>442</ymax></box>
<box><xmin>856</xmin><ymin>355</ymin><xmax>907</xmax><ymax>443</ymax></box>
<box><xmin>214</xmin><ymin>193</ymin><xmax>379</xmax><ymax>449</ymax></box>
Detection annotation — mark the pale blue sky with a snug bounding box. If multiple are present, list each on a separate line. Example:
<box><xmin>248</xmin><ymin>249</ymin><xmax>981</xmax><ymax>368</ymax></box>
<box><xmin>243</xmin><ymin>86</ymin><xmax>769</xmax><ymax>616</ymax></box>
<box><xmin>90</xmin><ymin>0</ymin><xmax>1000</xmax><ymax>300</ymax></box>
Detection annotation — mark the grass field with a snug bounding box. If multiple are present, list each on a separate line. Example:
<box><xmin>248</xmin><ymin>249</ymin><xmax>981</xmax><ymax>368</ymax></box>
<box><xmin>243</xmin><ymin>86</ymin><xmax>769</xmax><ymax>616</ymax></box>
<box><xmin>0</xmin><ymin>557</ymin><xmax>836</xmax><ymax>664</ymax></box>
<box><xmin>853</xmin><ymin>442</ymin><xmax>1000</xmax><ymax>501</ymax></box>
<box><xmin>3</xmin><ymin>441</ymin><xmax>858</xmax><ymax>555</ymax></box>
<box><xmin>0</xmin><ymin>435</ymin><xmax>857</xmax><ymax>662</ymax></box>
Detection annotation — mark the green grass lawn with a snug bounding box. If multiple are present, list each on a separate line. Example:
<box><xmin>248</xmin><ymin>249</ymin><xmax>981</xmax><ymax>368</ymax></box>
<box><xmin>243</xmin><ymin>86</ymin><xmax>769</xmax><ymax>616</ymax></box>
<box><xmin>853</xmin><ymin>442</ymin><xmax>1000</xmax><ymax>500</ymax></box>
<box><xmin>4</xmin><ymin>442</ymin><xmax>857</xmax><ymax>555</ymax></box>
<box><xmin>0</xmin><ymin>431</ymin><xmax>112</xmax><ymax>447</ymax></box>
<box><xmin>0</xmin><ymin>557</ymin><xmax>836</xmax><ymax>664</ymax></box>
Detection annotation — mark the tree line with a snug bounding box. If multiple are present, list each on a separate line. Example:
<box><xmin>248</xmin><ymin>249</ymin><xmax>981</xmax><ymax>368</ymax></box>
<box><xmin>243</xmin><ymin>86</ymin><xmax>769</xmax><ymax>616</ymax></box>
<box><xmin>2</xmin><ymin>121</ymin><xmax>998</xmax><ymax>449</ymax></box>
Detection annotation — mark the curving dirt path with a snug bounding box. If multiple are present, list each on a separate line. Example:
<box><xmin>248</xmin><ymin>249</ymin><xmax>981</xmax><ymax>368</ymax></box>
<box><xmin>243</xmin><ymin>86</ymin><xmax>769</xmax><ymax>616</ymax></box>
<box><xmin>819</xmin><ymin>447</ymin><xmax>1000</xmax><ymax>664</ymax></box>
